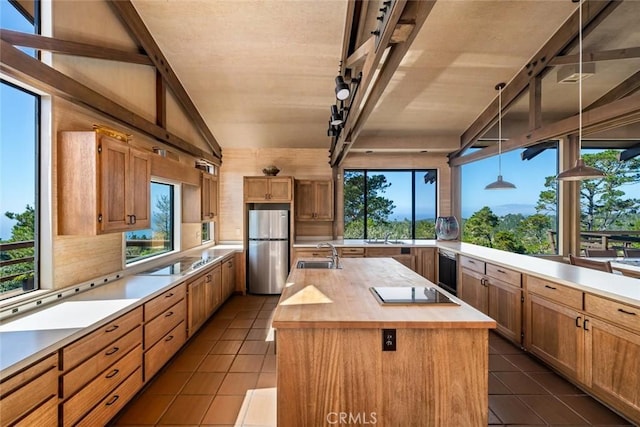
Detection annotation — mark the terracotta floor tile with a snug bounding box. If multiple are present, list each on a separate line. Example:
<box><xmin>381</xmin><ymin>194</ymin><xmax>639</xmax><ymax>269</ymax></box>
<box><xmin>239</xmin><ymin>340</ymin><xmax>270</xmax><ymax>355</ymax></box>
<box><xmin>558</xmin><ymin>395</ymin><xmax>632</xmax><ymax>425</ymax></box>
<box><xmin>493</xmin><ymin>372</ymin><xmax>549</xmax><ymax>395</ymax></box>
<box><xmin>502</xmin><ymin>353</ymin><xmax>551</xmax><ymax>372</ymax></box>
<box><xmin>256</xmin><ymin>372</ymin><xmax>277</xmax><ymax>389</ymax></box>
<box><xmin>256</xmin><ymin>310</ymin><xmax>273</xmax><ymax>319</ymax></box>
<box><xmin>488</xmin><ymin>395</ymin><xmax>545</xmax><ymax>425</ymax></box>
<box><xmin>489</xmin><ymin>355</ymin><xmax>520</xmax><ymax>372</ymax></box>
<box><xmin>201</xmin><ymin>395</ymin><xmax>246</xmax><ymax>425</ymax></box>
<box><xmin>488</xmin><ymin>408</ymin><xmax>502</xmax><ymax>425</ymax></box>
<box><xmin>211</xmin><ymin>340</ymin><xmax>243</xmax><ymax>355</ymax></box>
<box><xmin>181</xmin><ymin>372</ymin><xmax>225</xmax><ymax>395</ymax></box>
<box><xmin>221</xmin><ymin>327</ymin><xmax>250</xmax><ymax>340</ymax></box>
<box><xmin>157</xmin><ymin>394</ymin><xmax>213</xmax><ymax>424</ymax></box>
<box><xmin>208</xmin><ymin>318</ymin><xmax>233</xmax><ymax>329</ymax></box>
<box><xmin>242</xmin><ymin>388</ymin><xmax>277</xmax><ymax>426</ymax></box>
<box><xmin>164</xmin><ymin>351</ymin><xmax>206</xmax><ymax>372</ymax></box>
<box><xmin>246</xmin><ymin>328</ymin><xmax>270</xmax><ymax>340</ymax></box>
<box><xmin>489</xmin><ymin>334</ymin><xmax>523</xmax><ymax>354</ymax></box>
<box><xmin>229</xmin><ymin>318</ymin><xmax>255</xmax><ymax>328</ymax></box>
<box><xmin>267</xmin><ymin>342</ymin><xmax>276</xmax><ymax>355</ymax></box>
<box><xmin>114</xmin><ymin>393</ymin><xmax>174</xmax><ymax>424</ymax></box>
<box><xmin>261</xmin><ymin>354</ymin><xmax>276</xmax><ymax>373</ymax></box>
<box><xmin>182</xmin><ymin>338</ymin><xmax>216</xmax><ymax>355</ymax></box>
<box><xmin>229</xmin><ymin>355</ymin><xmax>265</xmax><ymax>372</ymax></box>
<box><xmin>235</xmin><ymin>310</ymin><xmax>259</xmax><ymax>319</ymax></box>
<box><xmin>488</xmin><ymin>345</ymin><xmax>500</xmax><ymax>355</ymax></box>
<box><xmin>197</xmin><ymin>326</ymin><xmax>226</xmax><ymax>341</ymax></box>
<box><xmin>198</xmin><ymin>354</ymin><xmax>236</xmax><ymax>372</ymax></box>
<box><xmin>144</xmin><ymin>371</ymin><xmax>191</xmax><ymax>395</ymax></box>
<box><xmin>528</xmin><ymin>372</ymin><xmax>587</xmax><ymax>396</ymax></box>
<box><xmin>217</xmin><ymin>372</ymin><xmax>259</xmax><ymax>395</ymax></box>
<box><xmin>489</xmin><ymin>373</ymin><xmax>512</xmax><ymax>395</ymax></box>
<box><xmin>519</xmin><ymin>395</ymin><xmax>588</xmax><ymax>424</ymax></box>
<box><xmin>262</xmin><ymin>302</ymin><xmax>277</xmax><ymax>309</ymax></box>
<box><xmin>251</xmin><ymin>318</ymin><xmax>271</xmax><ymax>329</ymax></box>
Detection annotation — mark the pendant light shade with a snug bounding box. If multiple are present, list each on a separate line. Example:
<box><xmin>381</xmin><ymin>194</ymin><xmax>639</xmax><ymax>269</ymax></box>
<box><xmin>557</xmin><ymin>0</ymin><xmax>605</xmax><ymax>181</ymax></box>
<box><xmin>335</xmin><ymin>76</ymin><xmax>350</xmax><ymax>101</ymax></box>
<box><xmin>485</xmin><ymin>82</ymin><xmax>516</xmax><ymax>190</ymax></box>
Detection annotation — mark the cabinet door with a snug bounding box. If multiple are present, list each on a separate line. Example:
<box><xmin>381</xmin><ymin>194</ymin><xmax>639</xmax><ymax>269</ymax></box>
<box><xmin>187</xmin><ymin>276</ymin><xmax>208</xmax><ymax>336</ymax></box>
<box><xmin>206</xmin><ymin>265</ymin><xmax>222</xmax><ymax>312</ymax></box>
<box><xmin>269</xmin><ymin>177</ymin><xmax>292</xmax><ymax>201</ymax></box>
<box><xmin>585</xmin><ymin>316</ymin><xmax>640</xmax><ymax>420</ymax></box>
<box><xmin>459</xmin><ymin>268</ymin><xmax>488</xmax><ymax>314</ymax></box>
<box><xmin>201</xmin><ymin>174</ymin><xmax>218</xmax><ymax>220</ymax></box>
<box><xmin>100</xmin><ymin>136</ymin><xmax>130</xmax><ymax>232</ymax></box>
<box><xmin>129</xmin><ymin>147</ymin><xmax>151</xmax><ymax>229</ymax></box>
<box><xmin>244</xmin><ymin>178</ymin><xmax>269</xmax><ymax>201</ymax></box>
<box><xmin>525</xmin><ymin>294</ymin><xmax>584</xmax><ymax>381</ymax></box>
<box><xmin>314</xmin><ymin>180</ymin><xmax>334</xmax><ymax>220</ymax></box>
<box><xmin>391</xmin><ymin>254</ymin><xmax>416</xmax><ymax>271</ymax></box>
<box><xmin>417</xmin><ymin>248</ymin><xmax>436</xmax><ymax>282</ymax></box>
<box><xmin>488</xmin><ymin>278</ymin><xmax>522</xmax><ymax>344</ymax></box>
<box><xmin>222</xmin><ymin>258</ymin><xmax>235</xmax><ymax>299</ymax></box>
<box><xmin>295</xmin><ymin>180</ymin><xmax>315</xmax><ymax>220</ymax></box>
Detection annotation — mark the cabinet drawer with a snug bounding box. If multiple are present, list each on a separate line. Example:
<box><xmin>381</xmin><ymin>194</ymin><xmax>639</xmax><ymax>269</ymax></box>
<box><xmin>365</xmin><ymin>247</ymin><xmax>401</xmax><ymax>257</ymax></box>
<box><xmin>75</xmin><ymin>367</ymin><xmax>143</xmax><ymax>427</ymax></box>
<box><xmin>62</xmin><ymin>345</ymin><xmax>142</xmax><ymax>427</ymax></box>
<box><xmin>144</xmin><ymin>298</ymin><xmax>186</xmax><ymax>349</ymax></box>
<box><xmin>61</xmin><ymin>325</ymin><xmax>142</xmax><ymax>398</ymax></box>
<box><xmin>0</xmin><ymin>353</ymin><xmax>56</xmax><ymax>396</ymax></box>
<box><xmin>486</xmin><ymin>263</ymin><xmax>521</xmax><ymax>287</ymax></box>
<box><xmin>340</xmin><ymin>247</ymin><xmax>364</xmax><ymax>257</ymax></box>
<box><xmin>526</xmin><ymin>276</ymin><xmax>582</xmax><ymax>310</ymax></box>
<box><xmin>145</xmin><ymin>282</ymin><xmax>186</xmax><ymax>321</ymax></box>
<box><xmin>0</xmin><ymin>363</ymin><xmax>57</xmax><ymax>426</ymax></box>
<box><xmin>294</xmin><ymin>249</ymin><xmax>331</xmax><ymax>258</ymax></box>
<box><xmin>13</xmin><ymin>395</ymin><xmax>58</xmax><ymax>427</ymax></box>
<box><xmin>144</xmin><ymin>320</ymin><xmax>187</xmax><ymax>381</ymax></box>
<box><xmin>460</xmin><ymin>256</ymin><xmax>485</xmax><ymax>274</ymax></box>
<box><xmin>62</xmin><ymin>307</ymin><xmax>142</xmax><ymax>370</ymax></box>
<box><xmin>584</xmin><ymin>294</ymin><xmax>640</xmax><ymax>333</ymax></box>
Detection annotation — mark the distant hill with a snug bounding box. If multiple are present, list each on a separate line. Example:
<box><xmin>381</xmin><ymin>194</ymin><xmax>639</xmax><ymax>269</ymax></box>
<box><xmin>462</xmin><ymin>204</ymin><xmax>537</xmax><ymax>218</ymax></box>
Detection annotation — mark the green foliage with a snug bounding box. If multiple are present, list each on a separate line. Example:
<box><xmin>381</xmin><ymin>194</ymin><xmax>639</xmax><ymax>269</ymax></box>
<box><xmin>343</xmin><ymin>172</ymin><xmax>395</xmax><ymax>236</ymax></box>
<box><xmin>1</xmin><ymin>205</ymin><xmax>35</xmax><ymax>293</ymax></box>
<box><xmin>463</xmin><ymin>207</ymin><xmax>498</xmax><ymax>247</ymax></box>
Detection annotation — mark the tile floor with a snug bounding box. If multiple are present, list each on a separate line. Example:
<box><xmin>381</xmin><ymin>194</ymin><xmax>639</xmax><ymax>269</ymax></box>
<box><xmin>111</xmin><ymin>294</ymin><xmax>634</xmax><ymax>426</ymax></box>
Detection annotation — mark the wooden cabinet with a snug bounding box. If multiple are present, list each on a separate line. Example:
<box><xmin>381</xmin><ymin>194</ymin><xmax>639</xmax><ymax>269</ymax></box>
<box><xmin>0</xmin><ymin>353</ymin><xmax>58</xmax><ymax>426</ymax></box>
<box><xmin>340</xmin><ymin>247</ymin><xmax>365</xmax><ymax>258</ymax></box>
<box><xmin>58</xmin><ymin>131</ymin><xmax>151</xmax><ymax>235</ymax></box>
<box><xmin>295</xmin><ymin>179</ymin><xmax>333</xmax><ymax>220</ymax></box>
<box><xmin>187</xmin><ymin>264</ymin><xmax>222</xmax><ymax>337</ymax></box>
<box><xmin>207</xmin><ymin>264</ymin><xmax>223</xmax><ymax>314</ymax></box>
<box><xmin>244</xmin><ymin>176</ymin><xmax>292</xmax><ymax>202</ymax></box>
<box><xmin>201</xmin><ymin>172</ymin><xmax>218</xmax><ymax>221</ymax></box>
<box><xmin>459</xmin><ymin>256</ymin><xmax>522</xmax><ymax>344</ymax></box>
<box><xmin>292</xmin><ymin>248</ymin><xmax>332</xmax><ymax>265</ymax></box>
<box><xmin>415</xmin><ymin>247</ymin><xmax>436</xmax><ymax>282</ymax></box>
<box><xmin>222</xmin><ymin>256</ymin><xmax>236</xmax><ymax>300</ymax></box>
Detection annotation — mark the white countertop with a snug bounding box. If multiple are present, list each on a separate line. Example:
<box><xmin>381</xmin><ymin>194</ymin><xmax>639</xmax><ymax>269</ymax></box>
<box><xmin>293</xmin><ymin>239</ymin><xmax>437</xmax><ymax>247</ymax></box>
<box><xmin>0</xmin><ymin>245</ymin><xmax>241</xmax><ymax>377</ymax></box>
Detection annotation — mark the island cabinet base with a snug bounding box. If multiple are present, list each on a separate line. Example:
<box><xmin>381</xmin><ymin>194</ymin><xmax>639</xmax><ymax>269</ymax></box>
<box><xmin>276</xmin><ymin>327</ymin><xmax>489</xmax><ymax>427</ymax></box>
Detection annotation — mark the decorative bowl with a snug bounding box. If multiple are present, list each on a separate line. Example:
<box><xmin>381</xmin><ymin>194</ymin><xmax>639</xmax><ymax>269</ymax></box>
<box><xmin>262</xmin><ymin>165</ymin><xmax>280</xmax><ymax>176</ymax></box>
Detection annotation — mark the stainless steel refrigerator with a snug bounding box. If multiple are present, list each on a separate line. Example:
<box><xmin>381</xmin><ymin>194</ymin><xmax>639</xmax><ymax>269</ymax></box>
<box><xmin>248</xmin><ymin>209</ymin><xmax>289</xmax><ymax>294</ymax></box>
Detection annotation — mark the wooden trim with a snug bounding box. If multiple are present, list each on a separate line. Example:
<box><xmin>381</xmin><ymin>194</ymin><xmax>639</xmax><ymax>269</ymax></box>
<box><xmin>155</xmin><ymin>69</ymin><xmax>166</xmax><ymax>127</ymax></box>
<box><xmin>0</xmin><ymin>39</ymin><xmax>217</xmax><ymax>163</ymax></box>
<box><xmin>454</xmin><ymin>0</ymin><xmax>620</xmax><ymax>159</ymax></box>
<box><xmin>549</xmin><ymin>47</ymin><xmax>640</xmax><ymax>66</ymax></box>
<box><xmin>449</xmin><ymin>93</ymin><xmax>640</xmax><ymax>167</ymax></box>
<box><xmin>339</xmin><ymin>0</ymin><xmax>357</xmax><ymax>72</ymax></box>
<box><xmin>345</xmin><ymin>35</ymin><xmax>374</xmax><ymax>68</ymax></box>
<box><xmin>109</xmin><ymin>0</ymin><xmax>222</xmax><ymax>159</ymax></box>
<box><xmin>586</xmin><ymin>70</ymin><xmax>640</xmax><ymax>112</ymax></box>
<box><xmin>0</xmin><ymin>29</ymin><xmax>153</xmax><ymax>65</ymax></box>
<box><xmin>529</xmin><ymin>76</ymin><xmax>542</xmax><ymax>130</ymax></box>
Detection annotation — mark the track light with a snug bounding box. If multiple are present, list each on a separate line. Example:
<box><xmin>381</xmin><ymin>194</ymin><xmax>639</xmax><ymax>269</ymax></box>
<box><xmin>335</xmin><ymin>76</ymin><xmax>350</xmax><ymax>101</ymax></box>
<box><xmin>330</xmin><ymin>105</ymin><xmax>343</xmax><ymax>126</ymax></box>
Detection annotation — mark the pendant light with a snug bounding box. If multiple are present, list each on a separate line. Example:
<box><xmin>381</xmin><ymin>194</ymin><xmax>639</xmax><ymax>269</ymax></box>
<box><xmin>557</xmin><ymin>0</ymin><xmax>605</xmax><ymax>181</ymax></box>
<box><xmin>485</xmin><ymin>82</ymin><xmax>516</xmax><ymax>190</ymax></box>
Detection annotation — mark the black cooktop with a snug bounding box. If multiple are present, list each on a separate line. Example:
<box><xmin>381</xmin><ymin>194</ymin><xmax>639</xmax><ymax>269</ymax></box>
<box><xmin>370</xmin><ymin>286</ymin><xmax>459</xmax><ymax>305</ymax></box>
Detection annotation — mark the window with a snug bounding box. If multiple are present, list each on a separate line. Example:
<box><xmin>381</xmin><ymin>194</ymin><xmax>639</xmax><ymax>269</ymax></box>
<box><xmin>343</xmin><ymin>169</ymin><xmax>437</xmax><ymax>239</ymax></box>
<box><xmin>461</xmin><ymin>143</ymin><xmax>558</xmax><ymax>254</ymax></box>
<box><xmin>202</xmin><ymin>222</ymin><xmax>212</xmax><ymax>243</ymax></box>
<box><xmin>125</xmin><ymin>181</ymin><xmax>177</xmax><ymax>264</ymax></box>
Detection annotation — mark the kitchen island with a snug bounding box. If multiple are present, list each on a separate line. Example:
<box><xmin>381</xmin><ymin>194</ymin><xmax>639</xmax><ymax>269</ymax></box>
<box><xmin>272</xmin><ymin>257</ymin><xmax>496</xmax><ymax>426</ymax></box>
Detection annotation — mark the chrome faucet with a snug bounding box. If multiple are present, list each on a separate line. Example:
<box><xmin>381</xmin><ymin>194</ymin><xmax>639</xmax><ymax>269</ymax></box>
<box><xmin>317</xmin><ymin>242</ymin><xmax>340</xmax><ymax>269</ymax></box>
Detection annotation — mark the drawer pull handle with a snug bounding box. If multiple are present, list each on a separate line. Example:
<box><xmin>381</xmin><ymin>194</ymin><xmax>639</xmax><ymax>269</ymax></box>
<box><xmin>575</xmin><ymin>316</ymin><xmax>582</xmax><ymax>328</ymax></box>
<box><xmin>165</xmin><ymin>335</ymin><xmax>174</xmax><ymax>342</ymax></box>
<box><xmin>165</xmin><ymin>293</ymin><xmax>174</xmax><ymax>298</ymax></box>
<box><xmin>105</xmin><ymin>347</ymin><xmax>119</xmax><ymax>356</ymax></box>
<box><xmin>105</xmin><ymin>369</ymin><xmax>119</xmax><ymax>379</ymax></box>
<box><xmin>165</xmin><ymin>311</ymin><xmax>174</xmax><ymax>317</ymax></box>
<box><xmin>105</xmin><ymin>395</ymin><xmax>119</xmax><ymax>406</ymax></box>
<box><xmin>497</xmin><ymin>269</ymin><xmax>506</xmax><ymax>274</ymax></box>
<box><xmin>105</xmin><ymin>325</ymin><xmax>119</xmax><ymax>333</ymax></box>
<box><xmin>618</xmin><ymin>308</ymin><xmax>637</xmax><ymax>316</ymax></box>
<box><xmin>583</xmin><ymin>319</ymin><xmax>590</xmax><ymax>331</ymax></box>
<box><xmin>544</xmin><ymin>285</ymin><xmax>557</xmax><ymax>290</ymax></box>
<box><xmin>468</xmin><ymin>260</ymin><xmax>475</xmax><ymax>264</ymax></box>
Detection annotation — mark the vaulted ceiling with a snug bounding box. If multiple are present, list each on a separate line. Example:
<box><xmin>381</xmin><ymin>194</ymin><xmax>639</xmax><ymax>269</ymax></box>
<box><xmin>130</xmin><ymin>0</ymin><xmax>640</xmax><ymax>158</ymax></box>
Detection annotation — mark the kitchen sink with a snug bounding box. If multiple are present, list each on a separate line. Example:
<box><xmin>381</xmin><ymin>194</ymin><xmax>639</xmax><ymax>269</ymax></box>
<box><xmin>296</xmin><ymin>260</ymin><xmax>334</xmax><ymax>269</ymax></box>
<box><xmin>364</xmin><ymin>239</ymin><xmax>405</xmax><ymax>245</ymax></box>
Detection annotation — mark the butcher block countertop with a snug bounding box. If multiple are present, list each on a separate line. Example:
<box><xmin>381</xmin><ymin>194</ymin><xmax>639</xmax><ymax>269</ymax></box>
<box><xmin>272</xmin><ymin>257</ymin><xmax>496</xmax><ymax>330</ymax></box>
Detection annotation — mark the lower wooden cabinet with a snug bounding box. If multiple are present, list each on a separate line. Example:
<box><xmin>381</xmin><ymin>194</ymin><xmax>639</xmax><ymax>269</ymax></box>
<box><xmin>144</xmin><ymin>321</ymin><xmax>187</xmax><ymax>380</ymax></box>
<box><xmin>222</xmin><ymin>256</ymin><xmax>236</xmax><ymax>300</ymax></box>
<box><xmin>187</xmin><ymin>263</ymin><xmax>222</xmax><ymax>336</ymax></box>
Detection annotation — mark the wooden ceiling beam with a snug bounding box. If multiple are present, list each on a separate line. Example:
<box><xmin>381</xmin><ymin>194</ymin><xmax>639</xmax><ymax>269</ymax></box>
<box><xmin>108</xmin><ymin>0</ymin><xmax>222</xmax><ymax>159</ymax></box>
<box><xmin>549</xmin><ymin>46</ymin><xmax>640</xmax><ymax>66</ymax></box>
<box><xmin>586</xmin><ymin>70</ymin><xmax>640</xmax><ymax>111</ymax></box>
<box><xmin>0</xmin><ymin>29</ymin><xmax>153</xmax><ymax>65</ymax></box>
<box><xmin>453</xmin><ymin>0</ymin><xmax>620</xmax><ymax>160</ymax></box>
<box><xmin>0</xmin><ymin>39</ymin><xmax>217</xmax><ymax>163</ymax></box>
<box><xmin>449</xmin><ymin>94</ymin><xmax>640</xmax><ymax>167</ymax></box>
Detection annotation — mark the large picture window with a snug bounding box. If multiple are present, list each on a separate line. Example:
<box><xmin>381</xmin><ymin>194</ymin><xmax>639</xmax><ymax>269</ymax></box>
<box><xmin>343</xmin><ymin>169</ymin><xmax>437</xmax><ymax>240</ymax></box>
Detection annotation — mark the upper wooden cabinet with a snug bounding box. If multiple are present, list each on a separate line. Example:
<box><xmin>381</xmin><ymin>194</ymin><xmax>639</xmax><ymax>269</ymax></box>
<box><xmin>201</xmin><ymin>173</ymin><xmax>219</xmax><ymax>221</ymax></box>
<box><xmin>58</xmin><ymin>131</ymin><xmax>151</xmax><ymax>235</ymax></box>
<box><xmin>244</xmin><ymin>176</ymin><xmax>292</xmax><ymax>202</ymax></box>
<box><xmin>295</xmin><ymin>179</ymin><xmax>333</xmax><ymax>221</ymax></box>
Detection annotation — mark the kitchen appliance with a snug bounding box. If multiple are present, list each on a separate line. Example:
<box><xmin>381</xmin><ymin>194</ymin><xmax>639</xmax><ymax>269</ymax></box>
<box><xmin>370</xmin><ymin>286</ymin><xmax>458</xmax><ymax>305</ymax></box>
<box><xmin>248</xmin><ymin>209</ymin><xmax>289</xmax><ymax>294</ymax></box>
<box><xmin>438</xmin><ymin>249</ymin><xmax>457</xmax><ymax>295</ymax></box>
<box><xmin>137</xmin><ymin>256</ymin><xmax>214</xmax><ymax>276</ymax></box>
